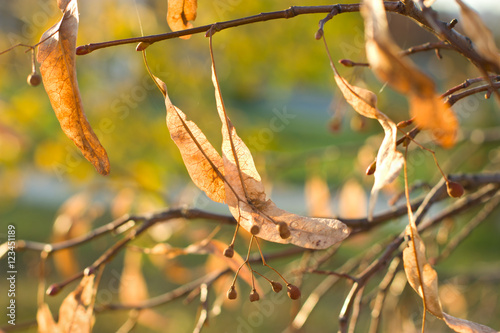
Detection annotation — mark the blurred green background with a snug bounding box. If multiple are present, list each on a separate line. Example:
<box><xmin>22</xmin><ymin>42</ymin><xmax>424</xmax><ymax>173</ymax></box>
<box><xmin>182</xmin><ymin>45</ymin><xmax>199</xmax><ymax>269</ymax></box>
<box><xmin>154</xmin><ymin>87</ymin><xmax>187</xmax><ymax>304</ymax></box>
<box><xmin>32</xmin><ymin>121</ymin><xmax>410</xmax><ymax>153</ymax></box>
<box><xmin>1</xmin><ymin>0</ymin><xmax>499</xmax><ymax>332</ymax></box>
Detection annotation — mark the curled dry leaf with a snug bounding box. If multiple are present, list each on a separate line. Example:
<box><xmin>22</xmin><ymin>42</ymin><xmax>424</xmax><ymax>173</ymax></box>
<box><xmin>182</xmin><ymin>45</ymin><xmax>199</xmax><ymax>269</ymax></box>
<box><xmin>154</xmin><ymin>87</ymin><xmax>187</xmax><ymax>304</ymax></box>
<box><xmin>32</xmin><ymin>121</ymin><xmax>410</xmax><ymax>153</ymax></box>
<box><xmin>362</xmin><ymin>0</ymin><xmax>458</xmax><ymax>148</ymax></box>
<box><xmin>37</xmin><ymin>274</ymin><xmax>96</xmax><ymax>333</ymax></box>
<box><xmin>166</xmin><ymin>0</ymin><xmax>198</xmax><ymax>40</ymax></box>
<box><xmin>329</xmin><ymin>55</ymin><xmax>403</xmax><ymax>219</ymax></box>
<box><xmin>443</xmin><ymin>313</ymin><xmax>499</xmax><ymax>333</ymax></box>
<box><xmin>403</xmin><ymin>224</ymin><xmax>443</xmax><ymax>318</ymax></box>
<box><xmin>119</xmin><ymin>249</ymin><xmax>149</xmax><ymax>304</ymax></box>
<box><xmin>156</xmin><ymin>78</ymin><xmax>226</xmax><ymax>203</ymax></box>
<box><xmin>211</xmin><ymin>60</ymin><xmax>350</xmax><ymax>249</ymax></box>
<box><xmin>37</xmin><ymin>0</ymin><xmax>110</xmax><ymax>175</ymax></box>
<box><xmin>403</xmin><ymin>224</ymin><xmax>499</xmax><ymax>332</ymax></box>
<box><xmin>455</xmin><ymin>0</ymin><xmax>500</xmax><ymax>72</ymax></box>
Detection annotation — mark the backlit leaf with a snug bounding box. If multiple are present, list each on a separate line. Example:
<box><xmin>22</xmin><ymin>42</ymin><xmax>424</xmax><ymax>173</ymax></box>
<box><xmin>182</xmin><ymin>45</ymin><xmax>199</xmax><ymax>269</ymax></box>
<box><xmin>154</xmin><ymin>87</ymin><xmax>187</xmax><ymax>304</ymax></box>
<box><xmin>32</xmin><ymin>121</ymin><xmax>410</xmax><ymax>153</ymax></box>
<box><xmin>211</xmin><ymin>55</ymin><xmax>350</xmax><ymax>249</ymax></box>
<box><xmin>157</xmin><ymin>78</ymin><xmax>226</xmax><ymax>203</ymax></box>
<box><xmin>327</xmin><ymin>50</ymin><xmax>403</xmax><ymax>220</ymax></box>
<box><xmin>37</xmin><ymin>0</ymin><xmax>110</xmax><ymax>175</ymax></box>
<box><xmin>456</xmin><ymin>0</ymin><xmax>500</xmax><ymax>71</ymax></box>
<box><xmin>166</xmin><ymin>0</ymin><xmax>198</xmax><ymax>40</ymax></box>
<box><xmin>443</xmin><ymin>313</ymin><xmax>499</xmax><ymax>333</ymax></box>
<box><xmin>119</xmin><ymin>249</ymin><xmax>149</xmax><ymax>304</ymax></box>
<box><xmin>57</xmin><ymin>274</ymin><xmax>95</xmax><ymax>333</ymax></box>
<box><xmin>362</xmin><ymin>0</ymin><xmax>458</xmax><ymax>148</ymax></box>
<box><xmin>402</xmin><ymin>225</ymin><xmax>443</xmax><ymax>318</ymax></box>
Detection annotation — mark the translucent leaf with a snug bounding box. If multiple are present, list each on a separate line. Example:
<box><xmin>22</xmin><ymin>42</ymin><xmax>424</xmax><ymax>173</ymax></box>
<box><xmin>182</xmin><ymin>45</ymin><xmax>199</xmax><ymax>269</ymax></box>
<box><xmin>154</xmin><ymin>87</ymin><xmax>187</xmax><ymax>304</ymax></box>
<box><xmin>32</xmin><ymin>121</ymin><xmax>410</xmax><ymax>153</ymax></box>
<box><xmin>37</xmin><ymin>0</ymin><xmax>110</xmax><ymax>175</ymax></box>
<box><xmin>211</xmin><ymin>61</ymin><xmax>349</xmax><ymax>249</ymax></box>
<box><xmin>119</xmin><ymin>249</ymin><xmax>149</xmax><ymax>304</ymax></box>
<box><xmin>362</xmin><ymin>0</ymin><xmax>458</xmax><ymax>148</ymax></box>
<box><xmin>443</xmin><ymin>313</ymin><xmax>499</xmax><ymax>333</ymax></box>
<box><xmin>166</xmin><ymin>0</ymin><xmax>198</xmax><ymax>40</ymax></box>
<box><xmin>37</xmin><ymin>303</ymin><xmax>60</xmax><ymax>333</ymax></box>
<box><xmin>157</xmin><ymin>78</ymin><xmax>226</xmax><ymax>203</ymax></box>
<box><xmin>330</xmin><ymin>69</ymin><xmax>403</xmax><ymax>220</ymax></box>
<box><xmin>456</xmin><ymin>0</ymin><xmax>500</xmax><ymax>70</ymax></box>
<box><xmin>57</xmin><ymin>275</ymin><xmax>95</xmax><ymax>333</ymax></box>
<box><xmin>402</xmin><ymin>225</ymin><xmax>443</xmax><ymax>318</ymax></box>
<box><xmin>305</xmin><ymin>174</ymin><xmax>333</xmax><ymax>217</ymax></box>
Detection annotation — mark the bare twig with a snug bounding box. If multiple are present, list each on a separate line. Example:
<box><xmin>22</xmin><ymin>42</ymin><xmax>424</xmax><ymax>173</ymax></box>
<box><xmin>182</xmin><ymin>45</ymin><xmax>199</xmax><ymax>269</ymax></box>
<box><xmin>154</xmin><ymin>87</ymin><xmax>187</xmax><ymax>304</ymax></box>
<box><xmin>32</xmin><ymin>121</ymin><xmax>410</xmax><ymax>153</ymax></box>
<box><xmin>446</xmin><ymin>82</ymin><xmax>500</xmax><ymax>106</ymax></box>
<box><xmin>97</xmin><ymin>269</ymin><xmax>228</xmax><ymax>312</ymax></box>
<box><xmin>75</xmin><ymin>2</ymin><xmax>404</xmax><ymax>55</ymax></box>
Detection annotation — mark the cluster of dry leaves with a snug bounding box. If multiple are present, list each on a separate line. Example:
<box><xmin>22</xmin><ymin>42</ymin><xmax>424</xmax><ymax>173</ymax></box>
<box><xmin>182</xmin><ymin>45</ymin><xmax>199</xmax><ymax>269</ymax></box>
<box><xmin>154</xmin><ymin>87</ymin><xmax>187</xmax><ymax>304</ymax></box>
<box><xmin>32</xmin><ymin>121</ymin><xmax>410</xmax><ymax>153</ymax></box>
<box><xmin>29</xmin><ymin>0</ymin><xmax>500</xmax><ymax>332</ymax></box>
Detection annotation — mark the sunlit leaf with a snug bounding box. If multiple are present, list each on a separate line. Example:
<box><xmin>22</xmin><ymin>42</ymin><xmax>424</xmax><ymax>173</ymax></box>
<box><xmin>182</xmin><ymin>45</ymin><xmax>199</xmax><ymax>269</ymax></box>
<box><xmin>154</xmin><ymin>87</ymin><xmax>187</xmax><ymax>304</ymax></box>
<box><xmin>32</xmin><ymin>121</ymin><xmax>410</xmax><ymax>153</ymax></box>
<box><xmin>38</xmin><ymin>275</ymin><xmax>96</xmax><ymax>333</ymax></box>
<box><xmin>57</xmin><ymin>274</ymin><xmax>95</xmax><ymax>333</ymax></box>
<box><xmin>328</xmin><ymin>54</ymin><xmax>403</xmax><ymax>219</ymax></box>
<box><xmin>166</xmin><ymin>0</ymin><xmax>198</xmax><ymax>40</ymax></box>
<box><xmin>403</xmin><ymin>225</ymin><xmax>443</xmax><ymax>318</ymax></box>
<box><xmin>156</xmin><ymin>78</ymin><xmax>226</xmax><ymax>203</ymax></box>
<box><xmin>211</xmin><ymin>57</ymin><xmax>350</xmax><ymax>249</ymax></box>
<box><xmin>455</xmin><ymin>0</ymin><xmax>500</xmax><ymax>71</ymax></box>
<box><xmin>305</xmin><ymin>174</ymin><xmax>333</xmax><ymax>217</ymax></box>
<box><xmin>119</xmin><ymin>249</ymin><xmax>149</xmax><ymax>304</ymax></box>
<box><xmin>37</xmin><ymin>303</ymin><xmax>60</xmax><ymax>333</ymax></box>
<box><xmin>37</xmin><ymin>0</ymin><xmax>110</xmax><ymax>175</ymax></box>
<box><xmin>362</xmin><ymin>0</ymin><xmax>458</xmax><ymax>148</ymax></box>
<box><xmin>443</xmin><ymin>313</ymin><xmax>499</xmax><ymax>333</ymax></box>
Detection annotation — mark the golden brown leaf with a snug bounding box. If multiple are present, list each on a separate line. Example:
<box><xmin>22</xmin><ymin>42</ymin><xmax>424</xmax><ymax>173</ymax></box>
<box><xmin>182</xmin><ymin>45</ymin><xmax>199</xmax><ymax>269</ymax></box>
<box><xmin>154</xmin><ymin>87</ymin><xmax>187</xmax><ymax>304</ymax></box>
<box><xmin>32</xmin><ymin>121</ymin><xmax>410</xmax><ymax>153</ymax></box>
<box><xmin>37</xmin><ymin>0</ymin><xmax>110</xmax><ymax>175</ymax></box>
<box><xmin>456</xmin><ymin>0</ymin><xmax>500</xmax><ymax>71</ymax></box>
<box><xmin>37</xmin><ymin>303</ymin><xmax>60</xmax><ymax>333</ymax></box>
<box><xmin>339</xmin><ymin>179</ymin><xmax>367</xmax><ymax>219</ymax></box>
<box><xmin>328</xmin><ymin>58</ymin><xmax>403</xmax><ymax>219</ymax></box>
<box><xmin>403</xmin><ymin>225</ymin><xmax>443</xmax><ymax>318</ymax></box>
<box><xmin>38</xmin><ymin>275</ymin><xmax>96</xmax><ymax>333</ymax></box>
<box><xmin>305</xmin><ymin>174</ymin><xmax>333</xmax><ymax>217</ymax></box>
<box><xmin>166</xmin><ymin>0</ymin><xmax>198</xmax><ymax>40</ymax></box>
<box><xmin>57</xmin><ymin>274</ymin><xmax>95</xmax><ymax>333</ymax></box>
<box><xmin>443</xmin><ymin>313</ymin><xmax>499</xmax><ymax>333</ymax></box>
<box><xmin>211</xmin><ymin>62</ymin><xmax>350</xmax><ymax>249</ymax></box>
<box><xmin>362</xmin><ymin>0</ymin><xmax>458</xmax><ymax>148</ymax></box>
<box><xmin>119</xmin><ymin>249</ymin><xmax>149</xmax><ymax>304</ymax></box>
<box><xmin>157</xmin><ymin>78</ymin><xmax>226</xmax><ymax>203</ymax></box>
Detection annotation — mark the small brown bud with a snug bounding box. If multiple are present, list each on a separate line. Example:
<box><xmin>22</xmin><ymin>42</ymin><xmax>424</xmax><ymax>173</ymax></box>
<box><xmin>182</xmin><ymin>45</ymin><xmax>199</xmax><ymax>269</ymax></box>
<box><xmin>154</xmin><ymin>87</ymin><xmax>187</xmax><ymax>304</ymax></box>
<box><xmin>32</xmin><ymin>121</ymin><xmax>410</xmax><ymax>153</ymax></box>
<box><xmin>271</xmin><ymin>281</ymin><xmax>283</xmax><ymax>293</ymax></box>
<box><xmin>223</xmin><ymin>246</ymin><xmax>234</xmax><ymax>258</ymax></box>
<box><xmin>446</xmin><ymin>181</ymin><xmax>464</xmax><ymax>198</ymax></box>
<box><xmin>366</xmin><ymin>160</ymin><xmax>376</xmax><ymax>176</ymax></box>
<box><xmin>75</xmin><ymin>45</ymin><xmax>91</xmax><ymax>55</ymax></box>
<box><xmin>277</xmin><ymin>222</ymin><xmax>291</xmax><ymax>239</ymax></box>
<box><xmin>250</xmin><ymin>224</ymin><xmax>260</xmax><ymax>235</ymax></box>
<box><xmin>27</xmin><ymin>73</ymin><xmax>41</xmax><ymax>87</ymax></box>
<box><xmin>339</xmin><ymin>59</ymin><xmax>354</xmax><ymax>67</ymax></box>
<box><xmin>227</xmin><ymin>286</ymin><xmax>237</xmax><ymax>300</ymax></box>
<box><xmin>136</xmin><ymin>42</ymin><xmax>150</xmax><ymax>51</ymax></box>
<box><xmin>315</xmin><ymin>29</ymin><xmax>324</xmax><ymax>40</ymax></box>
<box><xmin>287</xmin><ymin>284</ymin><xmax>301</xmax><ymax>300</ymax></box>
<box><xmin>46</xmin><ymin>284</ymin><xmax>61</xmax><ymax>296</ymax></box>
<box><xmin>249</xmin><ymin>289</ymin><xmax>260</xmax><ymax>302</ymax></box>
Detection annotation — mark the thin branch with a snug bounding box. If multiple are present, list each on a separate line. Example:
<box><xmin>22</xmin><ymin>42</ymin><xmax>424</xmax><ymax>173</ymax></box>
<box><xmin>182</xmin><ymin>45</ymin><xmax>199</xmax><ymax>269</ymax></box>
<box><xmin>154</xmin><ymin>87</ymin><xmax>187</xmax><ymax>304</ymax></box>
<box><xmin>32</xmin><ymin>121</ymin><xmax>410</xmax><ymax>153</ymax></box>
<box><xmin>368</xmin><ymin>256</ymin><xmax>402</xmax><ymax>333</ymax></box>
<box><xmin>96</xmin><ymin>269</ymin><xmax>229</xmax><ymax>311</ymax></box>
<box><xmin>446</xmin><ymin>81</ymin><xmax>500</xmax><ymax>106</ymax></box>
<box><xmin>339</xmin><ymin>41</ymin><xmax>453</xmax><ymax>67</ymax></box>
<box><xmin>441</xmin><ymin>75</ymin><xmax>500</xmax><ymax>98</ymax></box>
<box><xmin>75</xmin><ymin>2</ymin><xmax>404</xmax><ymax>55</ymax></box>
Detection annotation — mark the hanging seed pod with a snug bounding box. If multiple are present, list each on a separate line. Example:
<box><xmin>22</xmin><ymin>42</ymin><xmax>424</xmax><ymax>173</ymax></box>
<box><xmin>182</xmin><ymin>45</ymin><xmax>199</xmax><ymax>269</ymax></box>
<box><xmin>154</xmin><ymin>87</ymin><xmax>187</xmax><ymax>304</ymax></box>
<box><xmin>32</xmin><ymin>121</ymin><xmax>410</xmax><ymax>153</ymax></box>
<box><xmin>287</xmin><ymin>284</ymin><xmax>301</xmax><ymax>300</ymax></box>
<box><xmin>227</xmin><ymin>286</ymin><xmax>237</xmax><ymax>300</ymax></box>
<box><xmin>249</xmin><ymin>289</ymin><xmax>260</xmax><ymax>302</ymax></box>
<box><xmin>271</xmin><ymin>281</ymin><xmax>283</xmax><ymax>293</ymax></box>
